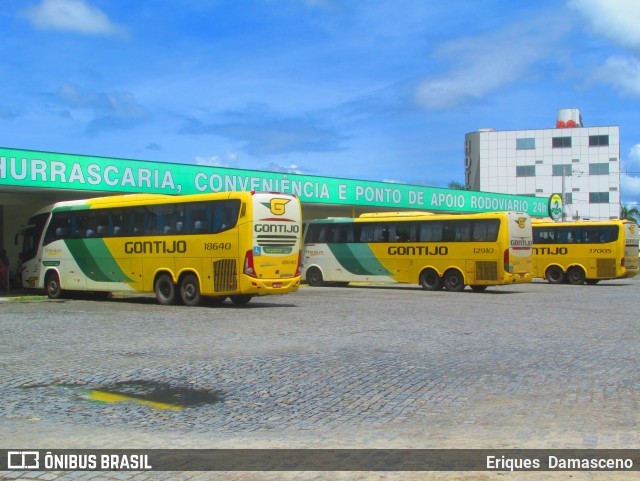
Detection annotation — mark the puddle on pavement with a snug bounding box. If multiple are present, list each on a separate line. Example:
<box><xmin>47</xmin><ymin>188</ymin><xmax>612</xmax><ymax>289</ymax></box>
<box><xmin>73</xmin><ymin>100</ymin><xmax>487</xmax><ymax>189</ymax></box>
<box><xmin>22</xmin><ymin>381</ymin><xmax>222</xmax><ymax>411</ymax></box>
<box><xmin>83</xmin><ymin>381</ymin><xmax>222</xmax><ymax>410</ymax></box>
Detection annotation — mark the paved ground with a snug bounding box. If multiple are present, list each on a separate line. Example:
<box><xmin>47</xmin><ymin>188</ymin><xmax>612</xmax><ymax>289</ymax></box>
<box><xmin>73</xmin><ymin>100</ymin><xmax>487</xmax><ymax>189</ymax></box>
<box><xmin>1</xmin><ymin>279</ymin><xmax>639</xmax><ymax>480</ymax></box>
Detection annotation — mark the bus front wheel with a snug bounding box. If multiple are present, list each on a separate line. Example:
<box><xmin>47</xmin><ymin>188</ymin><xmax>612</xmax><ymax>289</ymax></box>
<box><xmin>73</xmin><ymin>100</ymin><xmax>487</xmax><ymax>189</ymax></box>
<box><xmin>180</xmin><ymin>273</ymin><xmax>201</xmax><ymax>306</ymax></box>
<box><xmin>230</xmin><ymin>294</ymin><xmax>253</xmax><ymax>306</ymax></box>
<box><xmin>306</xmin><ymin>267</ymin><xmax>324</xmax><ymax>287</ymax></box>
<box><xmin>45</xmin><ymin>271</ymin><xmax>63</xmax><ymax>299</ymax></box>
<box><xmin>444</xmin><ymin>269</ymin><xmax>465</xmax><ymax>292</ymax></box>
<box><xmin>155</xmin><ymin>273</ymin><xmax>176</xmax><ymax>305</ymax></box>
<box><xmin>567</xmin><ymin>266</ymin><xmax>586</xmax><ymax>285</ymax></box>
<box><xmin>419</xmin><ymin>269</ymin><xmax>442</xmax><ymax>291</ymax></box>
<box><xmin>545</xmin><ymin>266</ymin><xmax>564</xmax><ymax>284</ymax></box>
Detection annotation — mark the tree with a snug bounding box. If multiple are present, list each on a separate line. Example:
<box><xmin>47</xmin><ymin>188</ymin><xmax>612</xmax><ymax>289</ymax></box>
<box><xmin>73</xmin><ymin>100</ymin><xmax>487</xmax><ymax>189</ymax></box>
<box><xmin>620</xmin><ymin>204</ymin><xmax>640</xmax><ymax>223</ymax></box>
<box><xmin>448</xmin><ymin>180</ymin><xmax>466</xmax><ymax>190</ymax></box>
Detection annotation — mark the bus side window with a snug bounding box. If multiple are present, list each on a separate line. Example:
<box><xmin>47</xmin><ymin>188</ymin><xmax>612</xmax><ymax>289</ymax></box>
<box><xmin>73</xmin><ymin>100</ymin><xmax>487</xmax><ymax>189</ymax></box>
<box><xmin>305</xmin><ymin>224</ymin><xmax>322</xmax><ymax>243</ymax></box>
<box><xmin>125</xmin><ymin>207</ymin><xmax>146</xmax><ymax>236</ymax></box>
<box><xmin>44</xmin><ymin>213</ymin><xmax>71</xmax><ymax>245</ymax></box>
<box><xmin>369</xmin><ymin>224</ymin><xmax>386</xmax><ymax>242</ymax></box>
<box><xmin>419</xmin><ymin>222</ymin><xmax>443</xmax><ymax>242</ymax></box>
<box><xmin>395</xmin><ymin>223</ymin><xmax>411</xmax><ymax>242</ymax></box>
<box><xmin>360</xmin><ymin>225</ymin><xmax>375</xmax><ymax>243</ymax></box>
<box><xmin>336</xmin><ymin>224</ymin><xmax>353</xmax><ymax>242</ymax></box>
<box><xmin>188</xmin><ymin>203</ymin><xmax>211</xmax><ymax>234</ymax></box>
<box><xmin>212</xmin><ymin>200</ymin><xmax>239</xmax><ymax>233</ymax></box>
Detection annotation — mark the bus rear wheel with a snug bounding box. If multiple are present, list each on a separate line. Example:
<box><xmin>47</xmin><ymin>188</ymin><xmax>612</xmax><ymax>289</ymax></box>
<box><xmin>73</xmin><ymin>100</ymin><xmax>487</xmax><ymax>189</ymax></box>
<box><xmin>444</xmin><ymin>269</ymin><xmax>465</xmax><ymax>292</ymax></box>
<box><xmin>180</xmin><ymin>273</ymin><xmax>201</xmax><ymax>306</ymax></box>
<box><xmin>154</xmin><ymin>273</ymin><xmax>176</xmax><ymax>305</ymax></box>
<box><xmin>567</xmin><ymin>266</ymin><xmax>586</xmax><ymax>285</ymax></box>
<box><xmin>306</xmin><ymin>267</ymin><xmax>324</xmax><ymax>287</ymax></box>
<box><xmin>45</xmin><ymin>271</ymin><xmax>63</xmax><ymax>299</ymax></box>
<box><xmin>545</xmin><ymin>266</ymin><xmax>564</xmax><ymax>284</ymax></box>
<box><xmin>419</xmin><ymin>268</ymin><xmax>442</xmax><ymax>291</ymax></box>
<box><xmin>230</xmin><ymin>294</ymin><xmax>253</xmax><ymax>306</ymax></box>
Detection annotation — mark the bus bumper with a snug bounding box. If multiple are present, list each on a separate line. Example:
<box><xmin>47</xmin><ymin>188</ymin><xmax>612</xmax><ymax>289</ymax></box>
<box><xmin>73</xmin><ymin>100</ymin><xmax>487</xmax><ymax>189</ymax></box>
<box><xmin>505</xmin><ymin>272</ymin><xmax>533</xmax><ymax>284</ymax></box>
<box><xmin>238</xmin><ymin>275</ymin><xmax>301</xmax><ymax>295</ymax></box>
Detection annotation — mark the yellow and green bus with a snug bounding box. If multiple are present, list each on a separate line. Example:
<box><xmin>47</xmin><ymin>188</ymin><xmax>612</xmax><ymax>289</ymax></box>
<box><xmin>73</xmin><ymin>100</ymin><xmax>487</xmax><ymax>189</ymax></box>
<box><xmin>17</xmin><ymin>191</ymin><xmax>302</xmax><ymax>305</ymax></box>
<box><xmin>532</xmin><ymin>219</ymin><xmax>639</xmax><ymax>284</ymax></box>
<box><xmin>302</xmin><ymin>211</ymin><xmax>533</xmax><ymax>292</ymax></box>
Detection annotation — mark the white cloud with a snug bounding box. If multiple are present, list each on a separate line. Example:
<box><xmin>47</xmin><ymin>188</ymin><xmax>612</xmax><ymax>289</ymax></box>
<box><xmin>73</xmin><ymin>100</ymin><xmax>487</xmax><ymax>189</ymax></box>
<box><xmin>568</xmin><ymin>0</ymin><xmax>640</xmax><ymax>49</ymax></box>
<box><xmin>629</xmin><ymin>143</ymin><xmax>640</xmax><ymax>167</ymax></box>
<box><xmin>591</xmin><ymin>56</ymin><xmax>640</xmax><ymax>97</ymax></box>
<box><xmin>415</xmin><ymin>16</ymin><xmax>569</xmax><ymax>110</ymax></box>
<box><xmin>193</xmin><ymin>152</ymin><xmax>238</xmax><ymax>168</ymax></box>
<box><xmin>24</xmin><ymin>0</ymin><xmax>124</xmax><ymax>36</ymax></box>
<box><xmin>621</xmin><ymin>173</ymin><xmax>640</xmax><ymax>202</ymax></box>
<box><xmin>266</xmin><ymin>162</ymin><xmax>307</xmax><ymax>174</ymax></box>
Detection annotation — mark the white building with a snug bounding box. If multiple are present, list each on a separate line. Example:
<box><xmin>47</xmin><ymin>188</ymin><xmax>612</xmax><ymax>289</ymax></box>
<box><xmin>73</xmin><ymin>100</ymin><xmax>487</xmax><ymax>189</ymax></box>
<box><xmin>464</xmin><ymin>108</ymin><xmax>621</xmax><ymax>220</ymax></box>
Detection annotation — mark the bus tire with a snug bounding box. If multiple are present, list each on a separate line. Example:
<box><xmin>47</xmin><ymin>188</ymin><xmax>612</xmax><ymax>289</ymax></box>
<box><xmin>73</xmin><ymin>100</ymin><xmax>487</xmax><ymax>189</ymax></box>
<box><xmin>45</xmin><ymin>271</ymin><xmax>63</xmax><ymax>299</ymax></box>
<box><xmin>306</xmin><ymin>267</ymin><xmax>324</xmax><ymax>287</ymax></box>
<box><xmin>444</xmin><ymin>269</ymin><xmax>465</xmax><ymax>292</ymax></box>
<box><xmin>230</xmin><ymin>294</ymin><xmax>253</xmax><ymax>306</ymax></box>
<box><xmin>545</xmin><ymin>266</ymin><xmax>564</xmax><ymax>284</ymax></box>
<box><xmin>154</xmin><ymin>273</ymin><xmax>176</xmax><ymax>305</ymax></box>
<box><xmin>180</xmin><ymin>273</ymin><xmax>201</xmax><ymax>306</ymax></box>
<box><xmin>470</xmin><ymin>285</ymin><xmax>488</xmax><ymax>292</ymax></box>
<box><xmin>567</xmin><ymin>266</ymin><xmax>586</xmax><ymax>285</ymax></box>
<box><xmin>419</xmin><ymin>268</ymin><xmax>442</xmax><ymax>291</ymax></box>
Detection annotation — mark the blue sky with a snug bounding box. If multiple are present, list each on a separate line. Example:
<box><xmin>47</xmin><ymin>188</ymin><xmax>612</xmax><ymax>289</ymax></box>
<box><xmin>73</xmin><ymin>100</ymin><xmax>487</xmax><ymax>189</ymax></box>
<box><xmin>2</xmin><ymin>0</ymin><xmax>640</xmax><ymax>207</ymax></box>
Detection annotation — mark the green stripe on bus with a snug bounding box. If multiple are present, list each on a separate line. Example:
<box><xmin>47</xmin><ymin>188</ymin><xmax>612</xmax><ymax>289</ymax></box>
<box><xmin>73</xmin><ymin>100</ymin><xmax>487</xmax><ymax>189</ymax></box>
<box><xmin>327</xmin><ymin>243</ymin><xmax>392</xmax><ymax>276</ymax></box>
<box><xmin>64</xmin><ymin>239</ymin><xmax>133</xmax><ymax>283</ymax></box>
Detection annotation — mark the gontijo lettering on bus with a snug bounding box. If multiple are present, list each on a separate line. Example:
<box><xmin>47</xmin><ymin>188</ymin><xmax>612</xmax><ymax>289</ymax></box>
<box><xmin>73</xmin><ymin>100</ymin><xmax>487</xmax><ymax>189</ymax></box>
<box><xmin>0</xmin><ymin>147</ymin><xmax>548</xmax><ymax>216</ymax></box>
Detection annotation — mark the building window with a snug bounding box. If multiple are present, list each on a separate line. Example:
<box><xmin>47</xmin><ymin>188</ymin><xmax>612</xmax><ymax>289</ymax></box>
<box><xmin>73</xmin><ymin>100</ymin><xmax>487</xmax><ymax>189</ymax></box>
<box><xmin>552</xmin><ymin>164</ymin><xmax>572</xmax><ymax>176</ymax></box>
<box><xmin>589</xmin><ymin>163</ymin><xmax>609</xmax><ymax>175</ymax></box>
<box><xmin>552</xmin><ymin>136</ymin><xmax>572</xmax><ymax>148</ymax></box>
<box><xmin>589</xmin><ymin>192</ymin><xmax>609</xmax><ymax>203</ymax></box>
<box><xmin>564</xmin><ymin>193</ymin><xmax>573</xmax><ymax>204</ymax></box>
<box><xmin>516</xmin><ymin>165</ymin><xmax>536</xmax><ymax>177</ymax></box>
<box><xmin>516</xmin><ymin>138</ymin><xmax>536</xmax><ymax>150</ymax></box>
<box><xmin>610</xmin><ymin>157</ymin><xmax>617</xmax><ymax>162</ymax></box>
<box><xmin>589</xmin><ymin>135</ymin><xmax>609</xmax><ymax>146</ymax></box>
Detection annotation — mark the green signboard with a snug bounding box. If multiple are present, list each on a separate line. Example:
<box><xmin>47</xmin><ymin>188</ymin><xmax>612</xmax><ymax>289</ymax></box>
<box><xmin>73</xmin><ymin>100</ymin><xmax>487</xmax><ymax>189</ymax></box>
<box><xmin>0</xmin><ymin>147</ymin><xmax>549</xmax><ymax>216</ymax></box>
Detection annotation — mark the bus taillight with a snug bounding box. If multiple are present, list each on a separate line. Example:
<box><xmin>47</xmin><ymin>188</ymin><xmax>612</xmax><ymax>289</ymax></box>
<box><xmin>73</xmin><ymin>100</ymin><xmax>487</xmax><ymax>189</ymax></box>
<box><xmin>504</xmin><ymin>249</ymin><xmax>511</xmax><ymax>273</ymax></box>
<box><xmin>295</xmin><ymin>250</ymin><xmax>302</xmax><ymax>277</ymax></box>
<box><xmin>243</xmin><ymin>249</ymin><xmax>257</xmax><ymax>278</ymax></box>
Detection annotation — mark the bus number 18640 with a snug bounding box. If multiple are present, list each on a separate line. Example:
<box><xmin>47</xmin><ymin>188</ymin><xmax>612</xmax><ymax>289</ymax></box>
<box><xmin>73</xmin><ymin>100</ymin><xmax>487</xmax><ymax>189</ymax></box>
<box><xmin>204</xmin><ymin>242</ymin><xmax>232</xmax><ymax>251</ymax></box>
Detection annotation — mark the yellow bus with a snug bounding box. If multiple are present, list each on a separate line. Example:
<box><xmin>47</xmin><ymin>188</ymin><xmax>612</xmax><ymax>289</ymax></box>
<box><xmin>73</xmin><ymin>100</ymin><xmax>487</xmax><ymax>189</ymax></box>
<box><xmin>302</xmin><ymin>211</ymin><xmax>533</xmax><ymax>292</ymax></box>
<box><xmin>17</xmin><ymin>191</ymin><xmax>302</xmax><ymax>305</ymax></box>
<box><xmin>532</xmin><ymin>219</ymin><xmax>639</xmax><ymax>285</ymax></box>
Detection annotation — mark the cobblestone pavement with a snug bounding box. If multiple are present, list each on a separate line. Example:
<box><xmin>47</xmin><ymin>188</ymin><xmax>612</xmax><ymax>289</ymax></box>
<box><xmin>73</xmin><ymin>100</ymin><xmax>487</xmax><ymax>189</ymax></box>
<box><xmin>1</xmin><ymin>279</ymin><xmax>639</xmax><ymax>480</ymax></box>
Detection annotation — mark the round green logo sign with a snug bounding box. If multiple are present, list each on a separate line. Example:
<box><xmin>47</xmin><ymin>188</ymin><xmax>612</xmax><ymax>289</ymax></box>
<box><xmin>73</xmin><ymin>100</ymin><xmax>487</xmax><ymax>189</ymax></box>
<box><xmin>548</xmin><ymin>193</ymin><xmax>563</xmax><ymax>221</ymax></box>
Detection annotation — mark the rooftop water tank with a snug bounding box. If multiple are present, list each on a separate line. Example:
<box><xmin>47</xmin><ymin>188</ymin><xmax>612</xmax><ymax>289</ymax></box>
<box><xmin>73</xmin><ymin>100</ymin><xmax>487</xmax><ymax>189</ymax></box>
<box><xmin>557</xmin><ymin>108</ymin><xmax>583</xmax><ymax>128</ymax></box>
